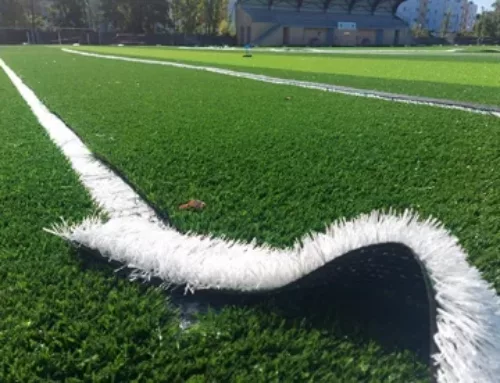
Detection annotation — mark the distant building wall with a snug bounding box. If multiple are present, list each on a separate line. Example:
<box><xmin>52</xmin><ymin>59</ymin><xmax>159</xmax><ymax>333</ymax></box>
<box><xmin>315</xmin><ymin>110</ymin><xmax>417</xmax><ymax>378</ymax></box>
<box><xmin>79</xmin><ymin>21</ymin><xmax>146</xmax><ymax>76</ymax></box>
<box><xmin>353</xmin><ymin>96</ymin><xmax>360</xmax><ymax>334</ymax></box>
<box><xmin>397</xmin><ymin>0</ymin><xmax>421</xmax><ymax>27</ymax></box>
<box><xmin>333</xmin><ymin>29</ymin><xmax>356</xmax><ymax>46</ymax></box>
<box><xmin>356</xmin><ymin>29</ymin><xmax>377</xmax><ymax>45</ymax></box>
<box><xmin>396</xmin><ymin>0</ymin><xmax>477</xmax><ymax>34</ymax></box>
<box><xmin>426</xmin><ymin>0</ymin><xmax>471</xmax><ymax>33</ymax></box>
<box><xmin>303</xmin><ymin>28</ymin><xmax>328</xmax><ymax>45</ymax></box>
<box><xmin>465</xmin><ymin>2</ymin><xmax>478</xmax><ymax>32</ymax></box>
<box><xmin>236</xmin><ymin>6</ymin><xmax>251</xmax><ymax>44</ymax></box>
<box><xmin>260</xmin><ymin>23</ymin><xmax>282</xmax><ymax>45</ymax></box>
<box><xmin>289</xmin><ymin>27</ymin><xmax>304</xmax><ymax>45</ymax></box>
<box><xmin>251</xmin><ymin>22</ymin><xmax>273</xmax><ymax>42</ymax></box>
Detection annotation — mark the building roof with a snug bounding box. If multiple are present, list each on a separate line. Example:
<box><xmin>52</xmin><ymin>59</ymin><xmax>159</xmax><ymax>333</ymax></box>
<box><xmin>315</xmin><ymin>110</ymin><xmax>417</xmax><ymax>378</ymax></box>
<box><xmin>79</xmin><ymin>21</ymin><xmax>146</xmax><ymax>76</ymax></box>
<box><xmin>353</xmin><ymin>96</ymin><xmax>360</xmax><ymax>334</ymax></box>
<box><xmin>238</xmin><ymin>0</ymin><xmax>407</xmax><ymax>14</ymax></box>
<box><xmin>241</xmin><ymin>7</ymin><xmax>408</xmax><ymax>28</ymax></box>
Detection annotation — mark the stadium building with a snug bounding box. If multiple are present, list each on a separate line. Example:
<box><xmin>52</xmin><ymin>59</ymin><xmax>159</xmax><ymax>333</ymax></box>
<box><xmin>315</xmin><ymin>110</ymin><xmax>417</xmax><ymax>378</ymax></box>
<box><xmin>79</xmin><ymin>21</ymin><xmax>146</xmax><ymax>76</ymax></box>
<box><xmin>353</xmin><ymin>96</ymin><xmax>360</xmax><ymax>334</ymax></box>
<box><xmin>235</xmin><ymin>0</ymin><xmax>410</xmax><ymax>46</ymax></box>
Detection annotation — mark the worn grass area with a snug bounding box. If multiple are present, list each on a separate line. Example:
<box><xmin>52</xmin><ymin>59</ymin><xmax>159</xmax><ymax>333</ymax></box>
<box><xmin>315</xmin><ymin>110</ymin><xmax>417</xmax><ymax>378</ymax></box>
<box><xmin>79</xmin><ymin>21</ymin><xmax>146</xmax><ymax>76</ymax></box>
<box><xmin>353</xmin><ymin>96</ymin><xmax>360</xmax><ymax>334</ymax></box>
<box><xmin>70</xmin><ymin>45</ymin><xmax>500</xmax><ymax>105</ymax></box>
<box><xmin>0</xmin><ymin>53</ymin><xmax>431</xmax><ymax>381</ymax></box>
<box><xmin>3</xmin><ymin>47</ymin><xmax>499</xmax><ymax>292</ymax></box>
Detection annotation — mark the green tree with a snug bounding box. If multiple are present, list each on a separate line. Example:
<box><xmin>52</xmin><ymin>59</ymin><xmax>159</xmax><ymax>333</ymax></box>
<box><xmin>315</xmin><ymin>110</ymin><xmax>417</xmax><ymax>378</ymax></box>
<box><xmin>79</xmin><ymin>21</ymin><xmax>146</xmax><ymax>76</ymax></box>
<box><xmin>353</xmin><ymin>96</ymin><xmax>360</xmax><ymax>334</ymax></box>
<box><xmin>202</xmin><ymin>0</ymin><xmax>227</xmax><ymax>35</ymax></box>
<box><xmin>495</xmin><ymin>1</ymin><xmax>500</xmax><ymax>37</ymax></box>
<box><xmin>474</xmin><ymin>7</ymin><xmax>500</xmax><ymax>40</ymax></box>
<box><xmin>101</xmin><ymin>0</ymin><xmax>172</xmax><ymax>33</ymax></box>
<box><xmin>218</xmin><ymin>18</ymin><xmax>229</xmax><ymax>35</ymax></box>
<box><xmin>171</xmin><ymin>0</ymin><xmax>202</xmax><ymax>34</ymax></box>
<box><xmin>0</xmin><ymin>0</ymin><xmax>27</xmax><ymax>27</ymax></box>
<box><xmin>227</xmin><ymin>2</ymin><xmax>236</xmax><ymax>36</ymax></box>
<box><xmin>440</xmin><ymin>10</ymin><xmax>452</xmax><ymax>37</ymax></box>
<box><xmin>411</xmin><ymin>23</ymin><xmax>429</xmax><ymax>38</ymax></box>
<box><xmin>86</xmin><ymin>0</ymin><xmax>103</xmax><ymax>29</ymax></box>
<box><xmin>171</xmin><ymin>0</ymin><xmax>230</xmax><ymax>35</ymax></box>
<box><xmin>50</xmin><ymin>0</ymin><xmax>87</xmax><ymax>27</ymax></box>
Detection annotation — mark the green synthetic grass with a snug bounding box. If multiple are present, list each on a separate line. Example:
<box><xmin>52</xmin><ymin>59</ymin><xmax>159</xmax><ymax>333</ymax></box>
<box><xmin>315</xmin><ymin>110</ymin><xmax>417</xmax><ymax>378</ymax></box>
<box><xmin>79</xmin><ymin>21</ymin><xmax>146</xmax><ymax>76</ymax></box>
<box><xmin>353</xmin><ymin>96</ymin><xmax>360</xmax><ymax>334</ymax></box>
<box><xmin>70</xmin><ymin>45</ymin><xmax>500</xmax><ymax>105</ymax></box>
<box><xmin>3</xmin><ymin>46</ymin><xmax>499</xmax><ymax>292</ymax></box>
<box><xmin>0</xmin><ymin>51</ymin><xmax>431</xmax><ymax>381</ymax></box>
<box><xmin>172</xmin><ymin>45</ymin><xmax>500</xmax><ymax>56</ymax></box>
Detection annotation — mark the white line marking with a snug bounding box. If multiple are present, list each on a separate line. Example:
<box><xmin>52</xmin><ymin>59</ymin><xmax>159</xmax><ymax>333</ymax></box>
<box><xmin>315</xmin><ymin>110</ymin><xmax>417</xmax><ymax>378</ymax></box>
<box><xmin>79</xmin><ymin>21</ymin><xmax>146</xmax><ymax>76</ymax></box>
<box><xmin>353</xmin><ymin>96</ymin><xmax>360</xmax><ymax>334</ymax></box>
<box><xmin>0</xmin><ymin>58</ymin><xmax>160</xmax><ymax>224</ymax></box>
<box><xmin>63</xmin><ymin>48</ymin><xmax>500</xmax><ymax>119</ymax></box>
<box><xmin>2</xmin><ymin>58</ymin><xmax>500</xmax><ymax>383</ymax></box>
<box><xmin>176</xmin><ymin>46</ymin><xmax>487</xmax><ymax>56</ymax></box>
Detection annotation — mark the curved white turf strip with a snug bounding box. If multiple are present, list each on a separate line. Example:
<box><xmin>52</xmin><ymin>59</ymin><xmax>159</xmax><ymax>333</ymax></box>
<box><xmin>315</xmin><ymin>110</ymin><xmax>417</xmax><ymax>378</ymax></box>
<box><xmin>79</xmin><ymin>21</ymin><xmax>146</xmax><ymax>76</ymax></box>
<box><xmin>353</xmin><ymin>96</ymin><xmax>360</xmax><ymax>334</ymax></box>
<box><xmin>2</xmin><ymin>59</ymin><xmax>500</xmax><ymax>383</ymax></box>
<box><xmin>62</xmin><ymin>48</ymin><xmax>500</xmax><ymax>119</ymax></box>
<box><xmin>0</xmin><ymin>59</ymin><xmax>160</xmax><ymax>224</ymax></box>
<box><xmin>48</xmin><ymin>213</ymin><xmax>500</xmax><ymax>383</ymax></box>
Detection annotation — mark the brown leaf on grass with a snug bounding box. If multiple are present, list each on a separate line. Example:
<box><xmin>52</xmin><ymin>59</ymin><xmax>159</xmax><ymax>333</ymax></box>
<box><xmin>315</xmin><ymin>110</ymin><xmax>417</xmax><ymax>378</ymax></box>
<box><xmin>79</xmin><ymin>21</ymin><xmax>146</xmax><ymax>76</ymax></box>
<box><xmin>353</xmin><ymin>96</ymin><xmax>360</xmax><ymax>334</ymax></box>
<box><xmin>179</xmin><ymin>199</ymin><xmax>206</xmax><ymax>211</ymax></box>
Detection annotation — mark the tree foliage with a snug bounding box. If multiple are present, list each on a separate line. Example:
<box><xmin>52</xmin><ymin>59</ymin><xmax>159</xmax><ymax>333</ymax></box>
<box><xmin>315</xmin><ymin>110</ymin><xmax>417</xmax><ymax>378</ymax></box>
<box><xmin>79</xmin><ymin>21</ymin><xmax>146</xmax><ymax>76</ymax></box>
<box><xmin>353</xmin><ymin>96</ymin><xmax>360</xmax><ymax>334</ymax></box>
<box><xmin>440</xmin><ymin>10</ymin><xmax>452</xmax><ymax>37</ymax></box>
<box><xmin>100</xmin><ymin>0</ymin><xmax>173</xmax><ymax>34</ymax></box>
<box><xmin>474</xmin><ymin>2</ymin><xmax>500</xmax><ymax>40</ymax></box>
<box><xmin>0</xmin><ymin>0</ymin><xmax>27</xmax><ymax>27</ymax></box>
<box><xmin>172</xmin><ymin>0</ymin><xmax>202</xmax><ymax>34</ymax></box>
<box><xmin>172</xmin><ymin>0</ymin><xmax>229</xmax><ymax>35</ymax></box>
<box><xmin>0</xmin><ymin>0</ymin><xmax>231</xmax><ymax>36</ymax></box>
<box><xmin>202</xmin><ymin>0</ymin><xmax>228</xmax><ymax>35</ymax></box>
<box><xmin>411</xmin><ymin>23</ymin><xmax>429</xmax><ymax>38</ymax></box>
<box><xmin>49</xmin><ymin>0</ymin><xmax>87</xmax><ymax>27</ymax></box>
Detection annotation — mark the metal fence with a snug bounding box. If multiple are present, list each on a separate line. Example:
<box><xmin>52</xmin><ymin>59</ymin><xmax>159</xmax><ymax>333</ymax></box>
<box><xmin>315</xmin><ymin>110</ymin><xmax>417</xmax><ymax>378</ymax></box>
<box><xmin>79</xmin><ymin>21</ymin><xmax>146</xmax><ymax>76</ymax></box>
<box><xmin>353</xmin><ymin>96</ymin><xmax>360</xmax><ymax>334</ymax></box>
<box><xmin>3</xmin><ymin>28</ymin><xmax>497</xmax><ymax>47</ymax></box>
<box><xmin>0</xmin><ymin>28</ymin><xmax>237</xmax><ymax>46</ymax></box>
<box><xmin>454</xmin><ymin>36</ymin><xmax>500</xmax><ymax>46</ymax></box>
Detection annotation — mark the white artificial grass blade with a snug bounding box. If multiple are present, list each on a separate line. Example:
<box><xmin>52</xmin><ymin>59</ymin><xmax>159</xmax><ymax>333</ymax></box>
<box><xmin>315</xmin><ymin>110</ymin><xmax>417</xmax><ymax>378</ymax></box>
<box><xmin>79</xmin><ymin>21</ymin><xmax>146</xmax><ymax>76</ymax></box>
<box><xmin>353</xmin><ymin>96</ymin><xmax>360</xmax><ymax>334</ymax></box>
<box><xmin>48</xmin><ymin>211</ymin><xmax>500</xmax><ymax>383</ymax></box>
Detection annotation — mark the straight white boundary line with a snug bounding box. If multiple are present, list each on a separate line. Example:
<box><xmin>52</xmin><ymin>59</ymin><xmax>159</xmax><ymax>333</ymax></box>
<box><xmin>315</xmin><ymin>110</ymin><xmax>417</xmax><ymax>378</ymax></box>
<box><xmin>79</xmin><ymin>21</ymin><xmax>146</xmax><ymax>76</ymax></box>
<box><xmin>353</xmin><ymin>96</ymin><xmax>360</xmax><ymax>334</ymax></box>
<box><xmin>63</xmin><ymin>48</ymin><xmax>500</xmax><ymax>119</ymax></box>
<box><xmin>2</xmin><ymin>57</ymin><xmax>500</xmax><ymax>383</ymax></box>
<box><xmin>0</xmin><ymin>58</ymin><xmax>160</xmax><ymax>224</ymax></box>
<box><xmin>177</xmin><ymin>46</ymin><xmax>469</xmax><ymax>55</ymax></box>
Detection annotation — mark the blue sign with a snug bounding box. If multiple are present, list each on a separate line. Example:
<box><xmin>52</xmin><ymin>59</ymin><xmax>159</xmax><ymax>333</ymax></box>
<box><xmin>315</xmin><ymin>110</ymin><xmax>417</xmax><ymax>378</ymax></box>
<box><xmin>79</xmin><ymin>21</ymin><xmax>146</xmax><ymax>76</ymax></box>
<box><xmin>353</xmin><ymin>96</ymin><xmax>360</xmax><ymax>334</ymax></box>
<box><xmin>337</xmin><ymin>22</ymin><xmax>357</xmax><ymax>30</ymax></box>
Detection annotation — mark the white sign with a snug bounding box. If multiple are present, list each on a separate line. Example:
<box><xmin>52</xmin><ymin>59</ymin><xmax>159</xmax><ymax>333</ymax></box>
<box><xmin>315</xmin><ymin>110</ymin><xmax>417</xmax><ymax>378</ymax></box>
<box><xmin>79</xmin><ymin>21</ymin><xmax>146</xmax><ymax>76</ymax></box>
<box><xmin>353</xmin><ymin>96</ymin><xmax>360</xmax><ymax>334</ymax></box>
<box><xmin>337</xmin><ymin>22</ymin><xmax>357</xmax><ymax>30</ymax></box>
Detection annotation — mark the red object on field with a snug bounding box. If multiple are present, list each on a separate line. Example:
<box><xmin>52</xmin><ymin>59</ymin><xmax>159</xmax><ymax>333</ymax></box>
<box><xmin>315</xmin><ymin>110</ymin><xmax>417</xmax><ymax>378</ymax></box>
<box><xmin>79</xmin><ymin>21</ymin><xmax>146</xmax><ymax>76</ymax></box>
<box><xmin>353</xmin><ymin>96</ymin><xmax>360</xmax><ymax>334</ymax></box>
<box><xmin>179</xmin><ymin>199</ymin><xmax>206</xmax><ymax>211</ymax></box>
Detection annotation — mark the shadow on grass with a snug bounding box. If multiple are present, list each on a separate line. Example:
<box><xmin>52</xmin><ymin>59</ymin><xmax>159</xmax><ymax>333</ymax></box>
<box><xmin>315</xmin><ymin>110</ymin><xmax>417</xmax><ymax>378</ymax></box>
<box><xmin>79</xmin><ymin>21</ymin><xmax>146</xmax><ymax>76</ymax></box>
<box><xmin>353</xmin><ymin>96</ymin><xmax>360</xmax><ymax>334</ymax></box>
<box><xmin>464</xmin><ymin>49</ymin><xmax>500</xmax><ymax>54</ymax></box>
<box><xmin>74</xmin><ymin>242</ymin><xmax>436</xmax><ymax>370</ymax></box>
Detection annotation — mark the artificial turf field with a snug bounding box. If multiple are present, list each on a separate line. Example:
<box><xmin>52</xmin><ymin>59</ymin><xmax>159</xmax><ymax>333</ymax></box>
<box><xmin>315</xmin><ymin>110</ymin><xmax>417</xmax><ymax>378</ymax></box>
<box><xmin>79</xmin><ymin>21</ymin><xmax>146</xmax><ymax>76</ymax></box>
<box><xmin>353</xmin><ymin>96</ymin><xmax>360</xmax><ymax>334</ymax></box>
<box><xmin>72</xmin><ymin>45</ymin><xmax>500</xmax><ymax>105</ymax></box>
<box><xmin>1</xmin><ymin>45</ymin><xmax>499</xmax><ymax>381</ymax></box>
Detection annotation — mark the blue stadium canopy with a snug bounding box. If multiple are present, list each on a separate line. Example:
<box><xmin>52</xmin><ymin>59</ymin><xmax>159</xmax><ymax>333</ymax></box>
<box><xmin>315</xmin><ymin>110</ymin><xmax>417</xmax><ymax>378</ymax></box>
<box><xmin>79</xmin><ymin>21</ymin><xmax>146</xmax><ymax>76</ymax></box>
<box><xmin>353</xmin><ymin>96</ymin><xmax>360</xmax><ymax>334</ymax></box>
<box><xmin>241</xmin><ymin>7</ymin><xmax>408</xmax><ymax>28</ymax></box>
<box><xmin>237</xmin><ymin>0</ymin><xmax>407</xmax><ymax>15</ymax></box>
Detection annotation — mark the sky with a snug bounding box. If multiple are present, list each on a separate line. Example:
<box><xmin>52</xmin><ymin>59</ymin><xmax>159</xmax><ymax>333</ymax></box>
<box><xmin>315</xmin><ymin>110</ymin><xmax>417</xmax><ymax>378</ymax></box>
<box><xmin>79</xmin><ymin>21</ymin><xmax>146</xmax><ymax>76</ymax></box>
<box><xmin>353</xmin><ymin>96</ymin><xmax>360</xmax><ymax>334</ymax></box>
<box><xmin>476</xmin><ymin>0</ymin><xmax>494</xmax><ymax>11</ymax></box>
